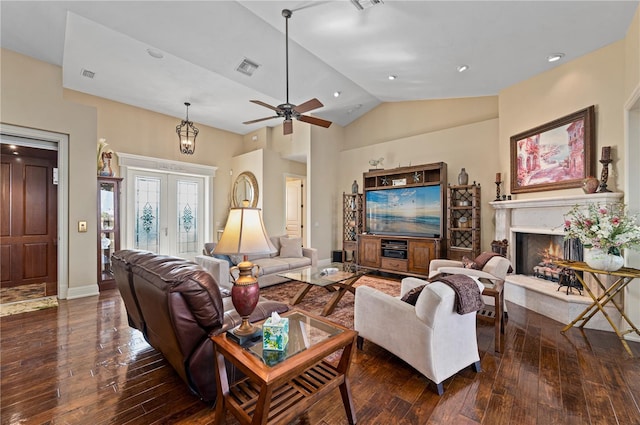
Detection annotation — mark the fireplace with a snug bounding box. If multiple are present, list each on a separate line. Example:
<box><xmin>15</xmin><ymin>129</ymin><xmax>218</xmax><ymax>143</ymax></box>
<box><xmin>514</xmin><ymin>232</ymin><xmax>583</xmax><ymax>281</ymax></box>
<box><xmin>491</xmin><ymin>192</ymin><xmax>624</xmax><ymax>331</ymax></box>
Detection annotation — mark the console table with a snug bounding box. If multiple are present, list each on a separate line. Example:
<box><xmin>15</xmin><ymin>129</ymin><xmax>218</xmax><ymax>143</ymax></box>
<box><xmin>554</xmin><ymin>260</ymin><xmax>640</xmax><ymax>356</ymax></box>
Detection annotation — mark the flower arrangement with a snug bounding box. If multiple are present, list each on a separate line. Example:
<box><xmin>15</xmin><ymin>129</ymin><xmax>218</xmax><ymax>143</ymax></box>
<box><xmin>563</xmin><ymin>202</ymin><xmax>640</xmax><ymax>256</ymax></box>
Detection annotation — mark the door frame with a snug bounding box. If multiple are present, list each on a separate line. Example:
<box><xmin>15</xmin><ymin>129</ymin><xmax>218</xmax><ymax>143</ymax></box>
<box><xmin>117</xmin><ymin>152</ymin><xmax>217</xmax><ymax>252</ymax></box>
<box><xmin>0</xmin><ymin>123</ymin><xmax>69</xmax><ymax>299</ymax></box>
<box><xmin>284</xmin><ymin>173</ymin><xmax>307</xmax><ymax>246</ymax></box>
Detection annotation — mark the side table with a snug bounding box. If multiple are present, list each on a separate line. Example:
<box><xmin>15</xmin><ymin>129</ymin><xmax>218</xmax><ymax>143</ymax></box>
<box><xmin>212</xmin><ymin>310</ymin><xmax>358</xmax><ymax>425</ymax></box>
<box><xmin>478</xmin><ymin>278</ymin><xmax>505</xmax><ymax>353</ymax></box>
<box><xmin>555</xmin><ymin>260</ymin><xmax>640</xmax><ymax>356</ymax></box>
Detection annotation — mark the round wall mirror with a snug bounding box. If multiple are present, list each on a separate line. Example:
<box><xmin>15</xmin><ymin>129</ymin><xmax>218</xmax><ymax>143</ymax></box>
<box><xmin>232</xmin><ymin>171</ymin><xmax>259</xmax><ymax>207</ymax></box>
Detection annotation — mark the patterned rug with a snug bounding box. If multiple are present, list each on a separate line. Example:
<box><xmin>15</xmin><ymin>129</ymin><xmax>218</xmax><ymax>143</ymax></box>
<box><xmin>259</xmin><ymin>274</ymin><xmax>401</xmax><ymax>329</ymax></box>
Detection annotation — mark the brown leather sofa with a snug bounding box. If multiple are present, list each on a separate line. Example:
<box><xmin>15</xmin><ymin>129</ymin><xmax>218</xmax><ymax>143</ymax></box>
<box><xmin>112</xmin><ymin>249</ymin><xmax>289</xmax><ymax>402</ymax></box>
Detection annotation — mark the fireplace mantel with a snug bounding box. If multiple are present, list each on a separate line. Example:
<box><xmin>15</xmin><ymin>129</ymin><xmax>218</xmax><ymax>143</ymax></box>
<box><xmin>491</xmin><ymin>192</ymin><xmax>625</xmax><ymax>331</ymax></box>
<box><xmin>490</xmin><ymin>193</ymin><xmax>623</xmax><ymax>252</ymax></box>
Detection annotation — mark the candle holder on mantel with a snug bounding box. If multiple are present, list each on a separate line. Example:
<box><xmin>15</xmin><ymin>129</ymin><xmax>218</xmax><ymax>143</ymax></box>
<box><xmin>597</xmin><ymin>158</ymin><xmax>613</xmax><ymax>193</ymax></box>
<box><xmin>495</xmin><ymin>181</ymin><xmax>502</xmax><ymax>201</ymax></box>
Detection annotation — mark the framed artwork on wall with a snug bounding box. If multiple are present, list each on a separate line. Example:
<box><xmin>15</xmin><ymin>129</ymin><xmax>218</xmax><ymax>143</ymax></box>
<box><xmin>510</xmin><ymin>105</ymin><xmax>595</xmax><ymax>194</ymax></box>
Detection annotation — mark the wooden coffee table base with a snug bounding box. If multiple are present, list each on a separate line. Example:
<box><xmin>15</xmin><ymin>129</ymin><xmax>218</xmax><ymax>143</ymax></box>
<box><xmin>290</xmin><ymin>275</ymin><xmax>363</xmax><ymax>316</ymax></box>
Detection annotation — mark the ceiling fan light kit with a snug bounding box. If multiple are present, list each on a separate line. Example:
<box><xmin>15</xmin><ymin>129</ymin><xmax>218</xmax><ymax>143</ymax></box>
<box><xmin>243</xmin><ymin>9</ymin><xmax>332</xmax><ymax>135</ymax></box>
<box><xmin>176</xmin><ymin>102</ymin><xmax>198</xmax><ymax>155</ymax></box>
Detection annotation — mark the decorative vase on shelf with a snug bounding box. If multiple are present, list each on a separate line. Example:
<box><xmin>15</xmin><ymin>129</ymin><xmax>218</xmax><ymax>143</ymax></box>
<box><xmin>583</xmin><ymin>247</ymin><xmax>624</xmax><ymax>271</ymax></box>
<box><xmin>352</xmin><ymin>180</ymin><xmax>359</xmax><ymax>194</ymax></box>
<box><xmin>582</xmin><ymin>176</ymin><xmax>599</xmax><ymax>194</ymax></box>
<box><xmin>458</xmin><ymin>168</ymin><xmax>469</xmax><ymax>185</ymax></box>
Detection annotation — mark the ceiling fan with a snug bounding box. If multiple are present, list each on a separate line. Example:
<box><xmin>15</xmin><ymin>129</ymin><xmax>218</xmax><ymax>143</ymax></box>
<box><xmin>243</xmin><ymin>9</ymin><xmax>332</xmax><ymax>135</ymax></box>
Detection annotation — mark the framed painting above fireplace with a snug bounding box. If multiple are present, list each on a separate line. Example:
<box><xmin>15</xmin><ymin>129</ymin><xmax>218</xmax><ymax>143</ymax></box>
<box><xmin>510</xmin><ymin>105</ymin><xmax>595</xmax><ymax>194</ymax></box>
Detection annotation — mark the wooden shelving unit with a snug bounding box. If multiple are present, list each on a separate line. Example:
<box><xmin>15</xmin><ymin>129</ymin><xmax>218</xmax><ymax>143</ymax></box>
<box><xmin>342</xmin><ymin>192</ymin><xmax>364</xmax><ymax>263</ymax></box>
<box><xmin>447</xmin><ymin>183</ymin><xmax>481</xmax><ymax>261</ymax></box>
<box><xmin>357</xmin><ymin>162</ymin><xmax>447</xmax><ymax>277</ymax></box>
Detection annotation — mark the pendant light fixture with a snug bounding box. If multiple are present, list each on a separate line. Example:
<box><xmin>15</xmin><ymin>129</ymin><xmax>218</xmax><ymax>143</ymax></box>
<box><xmin>176</xmin><ymin>102</ymin><xmax>198</xmax><ymax>155</ymax></box>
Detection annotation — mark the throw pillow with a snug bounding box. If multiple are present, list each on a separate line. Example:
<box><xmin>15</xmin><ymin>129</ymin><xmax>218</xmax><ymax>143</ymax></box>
<box><xmin>401</xmin><ymin>284</ymin><xmax>426</xmax><ymax>306</ymax></box>
<box><xmin>229</xmin><ymin>254</ymin><xmax>245</xmax><ymax>265</ymax></box>
<box><xmin>279</xmin><ymin>237</ymin><xmax>303</xmax><ymax>258</ymax></box>
<box><xmin>462</xmin><ymin>256</ymin><xmax>479</xmax><ymax>269</ymax></box>
<box><xmin>473</xmin><ymin>252</ymin><xmax>501</xmax><ymax>269</ymax></box>
<box><xmin>213</xmin><ymin>254</ymin><xmax>234</xmax><ymax>267</ymax></box>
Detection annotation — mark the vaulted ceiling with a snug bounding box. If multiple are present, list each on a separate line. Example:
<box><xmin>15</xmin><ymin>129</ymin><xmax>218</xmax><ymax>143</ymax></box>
<box><xmin>1</xmin><ymin>1</ymin><xmax>637</xmax><ymax>135</ymax></box>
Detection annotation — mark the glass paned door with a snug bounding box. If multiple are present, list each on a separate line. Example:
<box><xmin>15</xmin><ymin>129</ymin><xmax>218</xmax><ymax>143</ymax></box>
<box><xmin>127</xmin><ymin>170</ymin><xmax>204</xmax><ymax>259</ymax></box>
<box><xmin>134</xmin><ymin>175</ymin><xmax>161</xmax><ymax>253</ymax></box>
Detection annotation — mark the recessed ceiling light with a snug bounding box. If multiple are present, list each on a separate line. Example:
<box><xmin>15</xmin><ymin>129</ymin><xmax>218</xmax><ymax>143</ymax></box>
<box><xmin>457</xmin><ymin>65</ymin><xmax>469</xmax><ymax>73</ymax></box>
<box><xmin>546</xmin><ymin>53</ymin><xmax>565</xmax><ymax>63</ymax></box>
<box><xmin>388</xmin><ymin>75</ymin><xmax>397</xmax><ymax>80</ymax></box>
<box><xmin>147</xmin><ymin>48</ymin><xmax>164</xmax><ymax>59</ymax></box>
<box><xmin>334</xmin><ymin>91</ymin><xmax>341</xmax><ymax>98</ymax></box>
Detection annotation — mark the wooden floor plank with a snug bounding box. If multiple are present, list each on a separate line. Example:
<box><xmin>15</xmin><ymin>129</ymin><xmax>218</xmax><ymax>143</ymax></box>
<box><xmin>2</xmin><ymin>289</ymin><xmax>640</xmax><ymax>425</ymax></box>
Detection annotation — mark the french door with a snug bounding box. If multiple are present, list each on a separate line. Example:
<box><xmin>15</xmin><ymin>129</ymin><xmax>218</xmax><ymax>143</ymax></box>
<box><xmin>126</xmin><ymin>170</ymin><xmax>204</xmax><ymax>260</ymax></box>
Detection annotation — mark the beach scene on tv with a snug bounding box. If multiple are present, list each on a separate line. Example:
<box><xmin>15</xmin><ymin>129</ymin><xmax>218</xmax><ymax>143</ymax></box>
<box><xmin>365</xmin><ymin>186</ymin><xmax>441</xmax><ymax>237</ymax></box>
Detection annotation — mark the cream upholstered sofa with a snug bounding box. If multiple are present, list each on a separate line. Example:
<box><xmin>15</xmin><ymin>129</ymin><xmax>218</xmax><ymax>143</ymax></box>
<box><xmin>354</xmin><ymin>276</ymin><xmax>482</xmax><ymax>395</ymax></box>
<box><xmin>194</xmin><ymin>235</ymin><xmax>317</xmax><ymax>290</ymax></box>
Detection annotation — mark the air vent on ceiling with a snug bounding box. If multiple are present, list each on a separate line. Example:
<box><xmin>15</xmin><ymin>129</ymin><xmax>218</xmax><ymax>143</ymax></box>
<box><xmin>351</xmin><ymin>0</ymin><xmax>383</xmax><ymax>10</ymax></box>
<box><xmin>236</xmin><ymin>58</ymin><xmax>260</xmax><ymax>76</ymax></box>
<box><xmin>81</xmin><ymin>69</ymin><xmax>95</xmax><ymax>79</ymax></box>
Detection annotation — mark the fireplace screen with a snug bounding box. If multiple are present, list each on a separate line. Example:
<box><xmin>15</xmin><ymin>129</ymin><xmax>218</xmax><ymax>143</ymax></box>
<box><xmin>515</xmin><ymin>233</ymin><xmax>583</xmax><ymax>282</ymax></box>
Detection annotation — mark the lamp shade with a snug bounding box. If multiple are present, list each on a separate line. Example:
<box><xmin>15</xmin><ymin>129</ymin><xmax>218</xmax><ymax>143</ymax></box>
<box><xmin>213</xmin><ymin>207</ymin><xmax>276</xmax><ymax>256</ymax></box>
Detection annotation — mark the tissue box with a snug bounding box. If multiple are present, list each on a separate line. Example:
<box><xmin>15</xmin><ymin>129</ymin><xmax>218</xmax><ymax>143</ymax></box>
<box><xmin>262</xmin><ymin>317</ymin><xmax>289</xmax><ymax>351</ymax></box>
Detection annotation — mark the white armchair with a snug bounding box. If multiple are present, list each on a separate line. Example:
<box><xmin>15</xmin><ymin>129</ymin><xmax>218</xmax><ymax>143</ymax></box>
<box><xmin>354</xmin><ymin>277</ymin><xmax>482</xmax><ymax>395</ymax></box>
<box><xmin>428</xmin><ymin>256</ymin><xmax>511</xmax><ymax>284</ymax></box>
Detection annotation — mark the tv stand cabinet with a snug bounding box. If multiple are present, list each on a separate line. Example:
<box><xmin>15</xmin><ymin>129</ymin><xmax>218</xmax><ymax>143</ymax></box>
<box><xmin>358</xmin><ymin>234</ymin><xmax>440</xmax><ymax>278</ymax></box>
<box><xmin>356</xmin><ymin>162</ymin><xmax>447</xmax><ymax>277</ymax></box>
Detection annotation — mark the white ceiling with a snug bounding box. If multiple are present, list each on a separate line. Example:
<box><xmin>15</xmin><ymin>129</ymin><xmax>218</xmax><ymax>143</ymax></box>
<box><xmin>1</xmin><ymin>1</ymin><xmax>638</xmax><ymax>135</ymax></box>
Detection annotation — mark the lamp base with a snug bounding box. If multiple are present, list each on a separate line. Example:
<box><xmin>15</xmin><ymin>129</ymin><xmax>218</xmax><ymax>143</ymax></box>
<box><xmin>234</xmin><ymin>318</ymin><xmax>259</xmax><ymax>336</ymax></box>
<box><xmin>227</xmin><ymin>325</ymin><xmax>262</xmax><ymax>345</ymax></box>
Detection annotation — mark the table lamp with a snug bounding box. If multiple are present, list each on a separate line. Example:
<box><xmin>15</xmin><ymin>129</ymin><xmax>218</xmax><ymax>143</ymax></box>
<box><xmin>213</xmin><ymin>204</ymin><xmax>276</xmax><ymax>336</ymax></box>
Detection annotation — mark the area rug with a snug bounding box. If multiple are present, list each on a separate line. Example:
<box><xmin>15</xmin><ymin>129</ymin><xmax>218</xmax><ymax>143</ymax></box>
<box><xmin>259</xmin><ymin>274</ymin><xmax>401</xmax><ymax>329</ymax></box>
<box><xmin>0</xmin><ymin>297</ymin><xmax>58</xmax><ymax>317</ymax></box>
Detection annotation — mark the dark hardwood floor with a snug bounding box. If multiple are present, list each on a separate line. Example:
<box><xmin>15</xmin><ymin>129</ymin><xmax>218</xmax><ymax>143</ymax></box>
<box><xmin>1</xmin><ymin>289</ymin><xmax>639</xmax><ymax>425</ymax></box>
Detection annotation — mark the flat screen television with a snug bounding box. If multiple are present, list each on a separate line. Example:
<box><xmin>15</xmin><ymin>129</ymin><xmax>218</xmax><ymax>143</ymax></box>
<box><xmin>365</xmin><ymin>185</ymin><xmax>441</xmax><ymax>237</ymax></box>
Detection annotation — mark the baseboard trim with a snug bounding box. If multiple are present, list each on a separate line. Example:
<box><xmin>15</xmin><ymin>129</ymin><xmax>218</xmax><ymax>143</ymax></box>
<box><xmin>66</xmin><ymin>284</ymin><xmax>100</xmax><ymax>300</ymax></box>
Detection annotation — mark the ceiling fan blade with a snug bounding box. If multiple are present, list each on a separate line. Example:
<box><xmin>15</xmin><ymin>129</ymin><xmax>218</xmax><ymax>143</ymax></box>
<box><xmin>243</xmin><ymin>116</ymin><xmax>279</xmax><ymax>125</ymax></box>
<box><xmin>250</xmin><ymin>100</ymin><xmax>280</xmax><ymax>112</ymax></box>
<box><xmin>283</xmin><ymin>119</ymin><xmax>293</xmax><ymax>135</ymax></box>
<box><xmin>298</xmin><ymin>115</ymin><xmax>332</xmax><ymax>128</ymax></box>
<box><xmin>293</xmin><ymin>98</ymin><xmax>323</xmax><ymax>114</ymax></box>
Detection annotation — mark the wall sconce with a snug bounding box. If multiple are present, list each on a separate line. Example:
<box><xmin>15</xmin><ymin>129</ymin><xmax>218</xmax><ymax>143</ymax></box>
<box><xmin>176</xmin><ymin>102</ymin><xmax>198</xmax><ymax>155</ymax></box>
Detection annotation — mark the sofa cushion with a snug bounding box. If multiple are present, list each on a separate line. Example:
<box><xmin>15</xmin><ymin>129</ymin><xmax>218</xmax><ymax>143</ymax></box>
<box><xmin>280</xmin><ymin>257</ymin><xmax>312</xmax><ymax>269</ymax></box>
<box><xmin>280</xmin><ymin>237</ymin><xmax>303</xmax><ymax>258</ymax></box>
<box><xmin>253</xmin><ymin>258</ymin><xmax>292</xmax><ymax>275</ymax></box>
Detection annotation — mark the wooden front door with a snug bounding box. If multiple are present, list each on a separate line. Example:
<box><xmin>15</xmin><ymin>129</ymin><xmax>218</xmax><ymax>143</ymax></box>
<box><xmin>1</xmin><ymin>145</ymin><xmax>58</xmax><ymax>295</ymax></box>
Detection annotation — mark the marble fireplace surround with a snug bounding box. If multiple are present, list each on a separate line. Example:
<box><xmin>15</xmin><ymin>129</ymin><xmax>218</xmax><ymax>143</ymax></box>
<box><xmin>491</xmin><ymin>192</ymin><xmax>624</xmax><ymax>331</ymax></box>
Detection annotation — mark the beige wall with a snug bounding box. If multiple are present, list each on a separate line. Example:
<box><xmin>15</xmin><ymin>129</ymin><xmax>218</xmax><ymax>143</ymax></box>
<box><xmin>345</xmin><ymin>96</ymin><xmax>499</xmax><ymax>150</ymax></box>
<box><xmin>499</xmin><ymin>40</ymin><xmax>626</xmax><ymax>198</ymax></box>
<box><xmin>625</xmin><ymin>8</ymin><xmax>640</xmax><ymax>98</ymax></box>
<box><xmin>339</xmin><ymin>117</ymin><xmax>499</xmax><ymax>254</ymax></box>
<box><xmin>64</xmin><ymin>90</ymin><xmax>244</xmax><ymax>243</ymax></box>
<box><xmin>1</xmin><ymin>49</ymin><xmax>97</xmax><ymax>295</ymax></box>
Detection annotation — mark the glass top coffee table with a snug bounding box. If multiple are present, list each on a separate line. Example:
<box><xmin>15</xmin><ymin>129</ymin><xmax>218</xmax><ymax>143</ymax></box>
<box><xmin>277</xmin><ymin>262</ymin><xmax>368</xmax><ymax>316</ymax></box>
